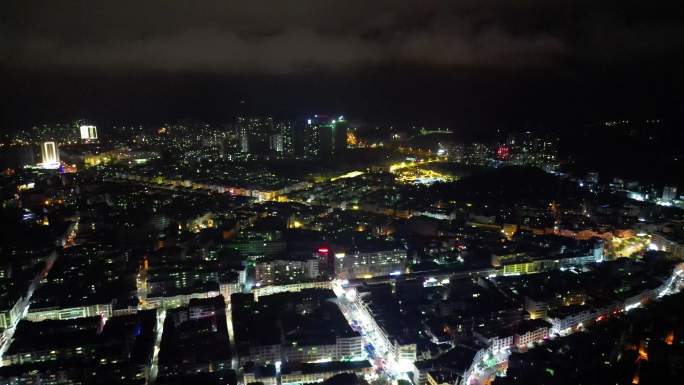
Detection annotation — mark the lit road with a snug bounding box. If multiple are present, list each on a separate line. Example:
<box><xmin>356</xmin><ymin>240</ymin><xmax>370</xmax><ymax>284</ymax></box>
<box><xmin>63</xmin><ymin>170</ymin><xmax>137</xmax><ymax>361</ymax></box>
<box><xmin>1</xmin><ymin>250</ymin><xmax>58</xmax><ymax>365</ymax></box>
<box><xmin>658</xmin><ymin>262</ymin><xmax>684</xmax><ymax>298</ymax></box>
<box><xmin>466</xmin><ymin>263</ymin><xmax>684</xmax><ymax>385</ymax></box>
<box><xmin>0</xmin><ymin>298</ymin><xmax>28</xmax><ymax>363</ymax></box>
<box><xmin>1</xmin><ymin>213</ymin><xmax>69</xmax><ymax>362</ymax></box>
<box><xmin>225</xmin><ymin>302</ymin><xmax>239</xmax><ymax>371</ymax></box>
<box><xmin>332</xmin><ymin>280</ymin><xmax>410</xmax><ymax>383</ymax></box>
<box><xmin>148</xmin><ymin>308</ymin><xmax>166</xmax><ymax>384</ymax></box>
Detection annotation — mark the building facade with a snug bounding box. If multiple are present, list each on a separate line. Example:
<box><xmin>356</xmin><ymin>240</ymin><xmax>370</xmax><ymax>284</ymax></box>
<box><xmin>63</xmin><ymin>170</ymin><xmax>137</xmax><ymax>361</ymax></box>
<box><xmin>254</xmin><ymin>259</ymin><xmax>319</xmax><ymax>286</ymax></box>
<box><xmin>334</xmin><ymin>249</ymin><xmax>406</xmax><ymax>279</ymax></box>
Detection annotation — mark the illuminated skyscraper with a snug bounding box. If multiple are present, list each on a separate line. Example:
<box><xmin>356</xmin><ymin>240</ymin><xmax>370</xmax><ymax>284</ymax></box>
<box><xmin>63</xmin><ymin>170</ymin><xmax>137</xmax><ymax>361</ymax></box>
<box><xmin>277</xmin><ymin>121</ymin><xmax>295</xmax><ymax>156</ymax></box>
<box><xmin>303</xmin><ymin>115</ymin><xmax>348</xmax><ymax>159</ymax></box>
<box><xmin>269</xmin><ymin>134</ymin><xmax>284</xmax><ymax>153</ymax></box>
<box><xmin>79</xmin><ymin>125</ymin><xmax>98</xmax><ymax>141</ymax></box>
<box><xmin>303</xmin><ymin>118</ymin><xmax>321</xmax><ymax>158</ymax></box>
<box><xmin>465</xmin><ymin>142</ymin><xmax>491</xmax><ymax>165</ymax></box>
<box><xmin>40</xmin><ymin>141</ymin><xmax>60</xmax><ymax>168</ymax></box>
<box><xmin>236</xmin><ymin>116</ymin><xmax>273</xmax><ymax>155</ymax></box>
<box><xmin>508</xmin><ymin>131</ymin><xmax>559</xmax><ymax>171</ymax></box>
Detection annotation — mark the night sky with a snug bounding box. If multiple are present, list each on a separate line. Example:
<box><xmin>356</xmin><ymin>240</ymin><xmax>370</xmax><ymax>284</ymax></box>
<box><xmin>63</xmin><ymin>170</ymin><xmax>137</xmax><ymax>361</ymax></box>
<box><xmin>2</xmin><ymin>1</ymin><xmax>684</xmax><ymax>130</ymax></box>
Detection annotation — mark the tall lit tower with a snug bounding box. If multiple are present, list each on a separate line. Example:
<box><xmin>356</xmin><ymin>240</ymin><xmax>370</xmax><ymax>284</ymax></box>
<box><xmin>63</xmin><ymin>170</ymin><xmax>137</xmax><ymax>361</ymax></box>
<box><xmin>40</xmin><ymin>141</ymin><xmax>60</xmax><ymax>168</ymax></box>
<box><xmin>236</xmin><ymin>117</ymin><xmax>273</xmax><ymax>155</ymax></box>
<box><xmin>277</xmin><ymin>121</ymin><xmax>295</xmax><ymax>156</ymax></box>
<box><xmin>79</xmin><ymin>125</ymin><xmax>98</xmax><ymax>142</ymax></box>
<box><xmin>304</xmin><ymin>115</ymin><xmax>348</xmax><ymax>159</ymax></box>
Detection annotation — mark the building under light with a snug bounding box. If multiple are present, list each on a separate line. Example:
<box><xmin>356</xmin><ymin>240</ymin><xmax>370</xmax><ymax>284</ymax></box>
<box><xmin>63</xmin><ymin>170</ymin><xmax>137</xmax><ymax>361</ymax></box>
<box><xmin>39</xmin><ymin>141</ymin><xmax>60</xmax><ymax>169</ymax></box>
<box><xmin>237</xmin><ymin>116</ymin><xmax>274</xmax><ymax>155</ymax></box>
<box><xmin>303</xmin><ymin>115</ymin><xmax>348</xmax><ymax>159</ymax></box>
<box><xmin>79</xmin><ymin>125</ymin><xmax>98</xmax><ymax>141</ymax></box>
<box><xmin>334</xmin><ymin>249</ymin><xmax>406</xmax><ymax>279</ymax></box>
<box><xmin>254</xmin><ymin>258</ymin><xmax>319</xmax><ymax>286</ymax></box>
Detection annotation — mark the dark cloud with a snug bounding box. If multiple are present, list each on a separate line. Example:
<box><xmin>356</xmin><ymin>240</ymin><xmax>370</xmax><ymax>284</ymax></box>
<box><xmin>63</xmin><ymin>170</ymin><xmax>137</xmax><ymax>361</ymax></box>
<box><xmin>2</xmin><ymin>1</ymin><xmax>684</xmax><ymax>130</ymax></box>
<box><xmin>3</xmin><ymin>1</ymin><xmax>683</xmax><ymax>74</ymax></box>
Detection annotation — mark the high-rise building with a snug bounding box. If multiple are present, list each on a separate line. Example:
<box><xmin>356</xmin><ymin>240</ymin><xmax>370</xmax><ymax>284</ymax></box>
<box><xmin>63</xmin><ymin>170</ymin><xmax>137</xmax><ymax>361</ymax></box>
<box><xmin>303</xmin><ymin>119</ymin><xmax>320</xmax><ymax>158</ymax></box>
<box><xmin>79</xmin><ymin>125</ymin><xmax>98</xmax><ymax>141</ymax></box>
<box><xmin>334</xmin><ymin>249</ymin><xmax>406</xmax><ymax>279</ymax></box>
<box><xmin>278</xmin><ymin>121</ymin><xmax>295</xmax><ymax>156</ymax></box>
<box><xmin>40</xmin><ymin>141</ymin><xmax>59</xmax><ymax>167</ymax></box>
<box><xmin>508</xmin><ymin>131</ymin><xmax>559</xmax><ymax>171</ymax></box>
<box><xmin>240</xmin><ymin>131</ymin><xmax>249</xmax><ymax>153</ymax></box>
<box><xmin>303</xmin><ymin>115</ymin><xmax>348</xmax><ymax>159</ymax></box>
<box><xmin>254</xmin><ymin>258</ymin><xmax>319</xmax><ymax>286</ymax></box>
<box><xmin>237</xmin><ymin>117</ymin><xmax>274</xmax><ymax>155</ymax></box>
<box><xmin>269</xmin><ymin>134</ymin><xmax>284</xmax><ymax>153</ymax></box>
<box><xmin>465</xmin><ymin>142</ymin><xmax>491</xmax><ymax>165</ymax></box>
